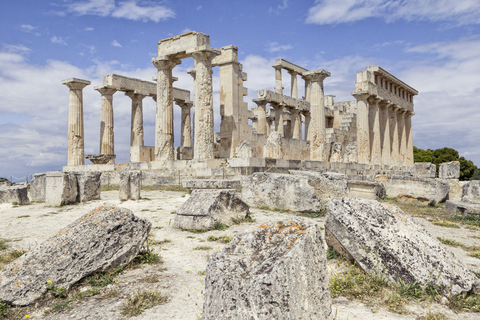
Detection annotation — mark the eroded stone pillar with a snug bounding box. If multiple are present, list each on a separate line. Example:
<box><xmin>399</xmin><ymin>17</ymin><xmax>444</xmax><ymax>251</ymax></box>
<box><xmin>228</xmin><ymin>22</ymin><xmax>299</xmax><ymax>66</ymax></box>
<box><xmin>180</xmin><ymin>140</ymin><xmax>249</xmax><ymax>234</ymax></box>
<box><xmin>152</xmin><ymin>58</ymin><xmax>181</xmax><ymax>161</ymax></box>
<box><xmin>273</xmin><ymin>103</ymin><xmax>285</xmax><ymax>137</ymax></box>
<box><xmin>398</xmin><ymin>109</ymin><xmax>407</xmax><ymax>167</ymax></box>
<box><xmin>254</xmin><ymin>99</ymin><xmax>267</xmax><ymax>135</ymax></box>
<box><xmin>303</xmin><ymin>111</ymin><xmax>311</xmax><ymax>141</ymax></box>
<box><xmin>95</xmin><ymin>86</ymin><xmax>116</xmax><ymax>164</ymax></box>
<box><xmin>303</xmin><ymin>77</ymin><xmax>311</xmax><ymax>102</ymax></box>
<box><xmin>304</xmin><ymin>70</ymin><xmax>330</xmax><ymax>161</ymax></box>
<box><xmin>389</xmin><ymin>105</ymin><xmax>400</xmax><ymax>166</ymax></box>
<box><xmin>178</xmin><ymin>102</ymin><xmax>193</xmax><ymax>147</ymax></box>
<box><xmin>292</xmin><ymin>109</ymin><xmax>302</xmax><ymax>140</ymax></box>
<box><xmin>368</xmin><ymin>96</ymin><xmax>382</xmax><ymax>166</ymax></box>
<box><xmin>405</xmin><ymin>111</ymin><xmax>414</xmax><ymax>167</ymax></box>
<box><xmin>62</xmin><ymin>78</ymin><xmax>90</xmax><ymax>166</ymax></box>
<box><xmin>353</xmin><ymin>92</ymin><xmax>370</xmax><ymax>164</ymax></box>
<box><xmin>274</xmin><ymin>66</ymin><xmax>283</xmax><ymax>94</ymax></box>
<box><xmin>288</xmin><ymin>71</ymin><xmax>298</xmax><ymax>99</ymax></box>
<box><xmin>379</xmin><ymin>101</ymin><xmax>391</xmax><ymax>166</ymax></box>
<box><xmin>191</xmin><ymin>49</ymin><xmax>219</xmax><ymax>160</ymax></box>
<box><xmin>126</xmin><ymin>92</ymin><xmax>145</xmax><ymax>147</ymax></box>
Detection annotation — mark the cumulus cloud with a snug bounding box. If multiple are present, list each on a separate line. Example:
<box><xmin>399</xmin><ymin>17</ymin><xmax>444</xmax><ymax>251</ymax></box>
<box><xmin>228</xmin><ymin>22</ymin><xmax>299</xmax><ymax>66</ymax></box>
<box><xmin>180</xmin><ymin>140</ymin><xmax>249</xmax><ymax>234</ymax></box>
<box><xmin>66</xmin><ymin>0</ymin><xmax>175</xmax><ymax>22</ymax></box>
<box><xmin>111</xmin><ymin>40</ymin><xmax>122</xmax><ymax>47</ymax></box>
<box><xmin>20</xmin><ymin>24</ymin><xmax>41</xmax><ymax>36</ymax></box>
<box><xmin>84</xmin><ymin>27</ymin><xmax>94</xmax><ymax>31</ymax></box>
<box><xmin>265</xmin><ymin>42</ymin><xmax>293</xmax><ymax>53</ymax></box>
<box><xmin>2</xmin><ymin>44</ymin><xmax>31</xmax><ymax>54</ymax></box>
<box><xmin>51</xmin><ymin>36</ymin><xmax>67</xmax><ymax>45</ymax></box>
<box><xmin>306</xmin><ymin>0</ymin><xmax>480</xmax><ymax>25</ymax></box>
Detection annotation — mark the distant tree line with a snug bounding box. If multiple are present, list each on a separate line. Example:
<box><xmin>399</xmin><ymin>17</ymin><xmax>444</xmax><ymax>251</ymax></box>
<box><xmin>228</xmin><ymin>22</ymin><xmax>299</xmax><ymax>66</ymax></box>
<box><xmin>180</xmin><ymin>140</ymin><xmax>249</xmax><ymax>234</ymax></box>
<box><xmin>413</xmin><ymin>147</ymin><xmax>478</xmax><ymax>181</ymax></box>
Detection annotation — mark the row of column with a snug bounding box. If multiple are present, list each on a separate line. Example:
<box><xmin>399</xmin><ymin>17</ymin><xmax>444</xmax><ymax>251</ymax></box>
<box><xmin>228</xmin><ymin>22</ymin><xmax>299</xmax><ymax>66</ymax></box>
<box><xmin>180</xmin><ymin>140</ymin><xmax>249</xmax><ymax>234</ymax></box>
<box><xmin>354</xmin><ymin>93</ymin><xmax>414</xmax><ymax>167</ymax></box>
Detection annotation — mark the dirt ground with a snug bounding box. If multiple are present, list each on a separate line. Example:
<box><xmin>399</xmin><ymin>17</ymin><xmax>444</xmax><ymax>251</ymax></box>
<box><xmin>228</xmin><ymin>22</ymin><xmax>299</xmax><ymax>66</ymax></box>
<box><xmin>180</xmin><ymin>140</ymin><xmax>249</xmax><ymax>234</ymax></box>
<box><xmin>1</xmin><ymin>189</ymin><xmax>480</xmax><ymax>319</ymax></box>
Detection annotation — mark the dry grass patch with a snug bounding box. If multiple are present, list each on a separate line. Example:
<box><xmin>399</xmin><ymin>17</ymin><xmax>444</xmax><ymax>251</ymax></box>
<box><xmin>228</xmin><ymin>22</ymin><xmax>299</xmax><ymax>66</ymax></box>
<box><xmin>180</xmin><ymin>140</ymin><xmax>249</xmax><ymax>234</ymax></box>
<box><xmin>120</xmin><ymin>290</ymin><xmax>169</xmax><ymax>317</ymax></box>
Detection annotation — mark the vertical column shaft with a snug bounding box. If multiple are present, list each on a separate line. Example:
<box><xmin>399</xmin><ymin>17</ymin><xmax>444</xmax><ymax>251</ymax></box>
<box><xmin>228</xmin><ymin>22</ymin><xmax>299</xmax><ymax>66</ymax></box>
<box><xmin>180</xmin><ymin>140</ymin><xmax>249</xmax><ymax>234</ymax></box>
<box><xmin>274</xmin><ymin>66</ymin><xmax>283</xmax><ymax>94</ymax></box>
<box><xmin>389</xmin><ymin>105</ymin><xmax>400</xmax><ymax>166</ymax></box>
<box><xmin>405</xmin><ymin>111</ymin><xmax>414</xmax><ymax>167</ymax></box>
<box><xmin>254</xmin><ymin>99</ymin><xmax>267</xmax><ymax>135</ymax></box>
<box><xmin>398</xmin><ymin>109</ymin><xmax>407</xmax><ymax>167</ymax></box>
<box><xmin>289</xmin><ymin>71</ymin><xmax>298</xmax><ymax>99</ymax></box>
<box><xmin>368</xmin><ymin>97</ymin><xmax>382</xmax><ymax>165</ymax></box>
<box><xmin>304</xmin><ymin>112</ymin><xmax>311</xmax><ymax>141</ymax></box>
<box><xmin>379</xmin><ymin>101</ymin><xmax>391</xmax><ymax>166</ymax></box>
<box><xmin>126</xmin><ymin>92</ymin><xmax>145</xmax><ymax>147</ymax></box>
<box><xmin>292</xmin><ymin>109</ymin><xmax>302</xmax><ymax>139</ymax></box>
<box><xmin>179</xmin><ymin>102</ymin><xmax>193</xmax><ymax>147</ymax></box>
<box><xmin>95</xmin><ymin>86</ymin><xmax>116</xmax><ymax>164</ymax></box>
<box><xmin>353</xmin><ymin>92</ymin><xmax>371</xmax><ymax>164</ymax></box>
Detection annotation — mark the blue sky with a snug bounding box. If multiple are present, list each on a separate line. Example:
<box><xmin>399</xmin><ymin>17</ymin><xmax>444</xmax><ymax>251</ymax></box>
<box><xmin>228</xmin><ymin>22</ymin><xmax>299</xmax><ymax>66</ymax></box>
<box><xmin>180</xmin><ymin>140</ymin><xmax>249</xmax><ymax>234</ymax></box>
<box><xmin>1</xmin><ymin>0</ymin><xmax>480</xmax><ymax>179</ymax></box>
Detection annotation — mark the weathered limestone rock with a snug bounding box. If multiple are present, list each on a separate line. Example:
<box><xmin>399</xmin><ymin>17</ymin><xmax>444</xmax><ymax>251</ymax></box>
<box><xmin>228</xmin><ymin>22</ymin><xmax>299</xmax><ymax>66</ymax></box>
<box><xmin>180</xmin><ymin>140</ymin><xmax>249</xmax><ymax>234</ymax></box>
<box><xmin>242</xmin><ymin>172</ymin><xmax>347</xmax><ymax>212</ymax></box>
<box><xmin>347</xmin><ymin>180</ymin><xmax>386</xmax><ymax>200</ymax></box>
<box><xmin>203</xmin><ymin>218</ymin><xmax>332</xmax><ymax>320</ymax></box>
<box><xmin>29</xmin><ymin>173</ymin><xmax>46</xmax><ymax>202</ymax></box>
<box><xmin>462</xmin><ymin>180</ymin><xmax>480</xmax><ymax>204</ymax></box>
<box><xmin>181</xmin><ymin>179</ymin><xmax>241</xmax><ymax>190</ymax></box>
<box><xmin>0</xmin><ymin>185</ymin><xmax>29</xmax><ymax>205</ymax></box>
<box><xmin>384</xmin><ymin>177</ymin><xmax>449</xmax><ymax>203</ymax></box>
<box><xmin>85</xmin><ymin>154</ymin><xmax>116</xmax><ymax>165</ymax></box>
<box><xmin>445</xmin><ymin>200</ymin><xmax>480</xmax><ymax>215</ymax></box>
<box><xmin>329</xmin><ymin>142</ymin><xmax>343</xmax><ymax>162</ymax></box>
<box><xmin>439</xmin><ymin>161</ymin><xmax>460</xmax><ymax>179</ymax></box>
<box><xmin>175</xmin><ymin>189</ymin><xmax>249</xmax><ymax>230</ymax></box>
<box><xmin>444</xmin><ymin>179</ymin><xmax>464</xmax><ymax>202</ymax></box>
<box><xmin>410</xmin><ymin>162</ymin><xmax>436</xmax><ymax>178</ymax></box>
<box><xmin>130</xmin><ymin>171</ymin><xmax>141</xmax><ymax>200</ymax></box>
<box><xmin>0</xmin><ymin>203</ymin><xmax>151</xmax><ymax>306</ymax></box>
<box><xmin>396</xmin><ymin>194</ymin><xmax>435</xmax><ymax>206</ymax></box>
<box><xmin>76</xmin><ymin>171</ymin><xmax>101</xmax><ymax>202</ymax></box>
<box><xmin>119</xmin><ymin>171</ymin><xmax>141</xmax><ymax>201</ymax></box>
<box><xmin>344</xmin><ymin>142</ymin><xmax>357</xmax><ymax>163</ymax></box>
<box><xmin>45</xmin><ymin>172</ymin><xmax>78</xmax><ymax>206</ymax></box>
<box><xmin>326</xmin><ymin>197</ymin><xmax>480</xmax><ymax>295</ymax></box>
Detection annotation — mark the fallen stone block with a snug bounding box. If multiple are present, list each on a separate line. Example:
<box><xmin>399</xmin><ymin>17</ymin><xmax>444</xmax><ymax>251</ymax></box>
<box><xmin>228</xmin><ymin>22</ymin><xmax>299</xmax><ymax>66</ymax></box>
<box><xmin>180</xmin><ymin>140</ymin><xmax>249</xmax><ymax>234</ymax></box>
<box><xmin>410</xmin><ymin>162</ymin><xmax>436</xmax><ymax>178</ymax></box>
<box><xmin>175</xmin><ymin>189</ymin><xmax>249</xmax><ymax>230</ymax></box>
<box><xmin>347</xmin><ymin>180</ymin><xmax>386</xmax><ymax>200</ymax></box>
<box><xmin>203</xmin><ymin>218</ymin><xmax>332</xmax><ymax>320</ymax></box>
<box><xmin>241</xmin><ymin>172</ymin><xmax>347</xmax><ymax>212</ymax></box>
<box><xmin>384</xmin><ymin>177</ymin><xmax>449</xmax><ymax>203</ymax></box>
<box><xmin>396</xmin><ymin>194</ymin><xmax>435</xmax><ymax>206</ymax></box>
<box><xmin>181</xmin><ymin>179</ymin><xmax>241</xmax><ymax>190</ymax></box>
<box><xmin>130</xmin><ymin>171</ymin><xmax>141</xmax><ymax>200</ymax></box>
<box><xmin>0</xmin><ymin>203</ymin><xmax>151</xmax><ymax>306</ymax></box>
<box><xmin>45</xmin><ymin>171</ymin><xmax>77</xmax><ymax>206</ymax></box>
<box><xmin>445</xmin><ymin>200</ymin><xmax>480</xmax><ymax>215</ymax></box>
<box><xmin>462</xmin><ymin>180</ymin><xmax>480</xmax><ymax>204</ymax></box>
<box><xmin>76</xmin><ymin>171</ymin><xmax>101</xmax><ymax>202</ymax></box>
<box><xmin>0</xmin><ymin>185</ymin><xmax>29</xmax><ymax>205</ymax></box>
<box><xmin>444</xmin><ymin>179</ymin><xmax>464</xmax><ymax>202</ymax></box>
<box><xmin>326</xmin><ymin>197</ymin><xmax>480</xmax><ymax>296</ymax></box>
<box><xmin>119</xmin><ymin>171</ymin><xmax>141</xmax><ymax>201</ymax></box>
<box><xmin>29</xmin><ymin>173</ymin><xmax>46</xmax><ymax>202</ymax></box>
<box><xmin>439</xmin><ymin>161</ymin><xmax>460</xmax><ymax>179</ymax></box>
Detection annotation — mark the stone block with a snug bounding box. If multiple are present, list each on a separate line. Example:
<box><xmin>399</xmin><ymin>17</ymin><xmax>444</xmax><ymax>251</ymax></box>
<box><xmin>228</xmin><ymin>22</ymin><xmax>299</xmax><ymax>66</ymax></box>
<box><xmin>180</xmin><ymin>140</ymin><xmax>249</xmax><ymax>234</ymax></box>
<box><xmin>203</xmin><ymin>218</ymin><xmax>332</xmax><ymax>320</ymax></box>
<box><xmin>0</xmin><ymin>203</ymin><xmax>151</xmax><ymax>306</ymax></box>
<box><xmin>130</xmin><ymin>171</ymin><xmax>141</xmax><ymax>200</ymax></box>
<box><xmin>176</xmin><ymin>146</ymin><xmax>193</xmax><ymax>160</ymax></box>
<box><xmin>76</xmin><ymin>171</ymin><xmax>101</xmax><ymax>202</ymax></box>
<box><xmin>181</xmin><ymin>179</ymin><xmax>241</xmax><ymax>190</ymax></box>
<box><xmin>439</xmin><ymin>161</ymin><xmax>460</xmax><ymax>179</ymax></box>
<box><xmin>119</xmin><ymin>171</ymin><xmax>141</xmax><ymax>201</ymax></box>
<box><xmin>29</xmin><ymin>173</ymin><xmax>46</xmax><ymax>202</ymax></box>
<box><xmin>445</xmin><ymin>200</ymin><xmax>480</xmax><ymax>215</ymax></box>
<box><xmin>45</xmin><ymin>172</ymin><xmax>78</xmax><ymax>206</ymax></box>
<box><xmin>348</xmin><ymin>180</ymin><xmax>386</xmax><ymax>200</ymax></box>
<box><xmin>443</xmin><ymin>179</ymin><xmax>463</xmax><ymax>202</ymax></box>
<box><xmin>174</xmin><ymin>189</ymin><xmax>249</xmax><ymax>230</ymax></box>
<box><xmin>396</xmin><ymin>194</ymin><xmax>435</xmax><ymax>206</ymax></box>
<box><xmin>158</xmin><ymin>31</ymin><xmax>210</xmax><ymax>58</ymax></box>
<box><xmin>384</xmin><ymin>177</ymin><xmax>449</xmax><ymax>203</ymax></box>
<box><xmin>241</xmin><ymin>172</ymin><xmax>347</xmax><ymax>212</ymax></box>
<box><xmin>410</xmin><ymin>162</ymin><xmax>436</xmax><ymax>178</ymax></box>
<box><xmin>462</xmin><ymin>180</ymin><xmax>480</xmax><ymax>204</ymax></box>
<box><xmin>326</xmin><ymin>197</ymin><xmax>480</xmax><ymax>296</ymax></box>
<box><xmin>0</xmin><ymin>185</ymin><xmax>29</xmax><ymax>205</ymax></box>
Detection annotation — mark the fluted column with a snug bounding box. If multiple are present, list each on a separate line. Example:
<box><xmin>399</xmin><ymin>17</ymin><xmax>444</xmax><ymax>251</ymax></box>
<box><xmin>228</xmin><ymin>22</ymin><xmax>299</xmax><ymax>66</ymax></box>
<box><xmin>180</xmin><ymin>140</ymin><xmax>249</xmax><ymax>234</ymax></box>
<box><xmin>274</xmin><ymin>66</ymin><xmax>283</xmax><ymax>94</ymax></box>
<box><xmin>95</xmin><ymin>86</ymin><xmax>116</xmax><ymax>164</ymax></box>
<box><xmin>352</xmin><ymin>92</ymin><xmax>370</xmax><ymax>164</ymax></box>
<box><xmin>379</xmin><ymin>101</ymin><xmax>391</xmax><ymax>166</ymax></box>
<box><xmin>368</xmin><ymin>96</ymin><xmax>382</xmax><ymax>165</ymax></box>
<box><xmin>303</xmin><ymin>70</ymin><xmax>330</xmax><ymax>161</ymax></box>
<box><xmin>253</xmin><ymin>99</ymin><xmax>267</xmax><ymax>135</ymax></box>
<box><xmin>191</xmin><ymin>49</ymin><xmax>220</xmax><ymax>160</ymax></box>
<box><xmin>398</xmin><ymin>109</ymin><xmax>407</xmax><ymax>167</ymax></box>
<box><xmin>187</xmin><ymin>68</ymin><xmax>196</xmax><ymax>147</ymax></box>
<box><xmin>62</xmin><ymin>78</ymin><xmax>90</xmax><ymax>166</ymax></box>
<box><xmin>405</xmin><ymin>111</ymin><xmax>414</xmax><ymax>167</ymax></box>
<box><xmin>288</xmin><ymin>71</ymin><xmax>298</xmax><ymax>99</ymax></box>
<box><xmin>303</xmin><ymin>111</ymin><xmax>311</xmax><ymax>141</ymax></box>
<box><xmin>273</xmin><ymin>103</ymin><xmax>285</xmax><ymax>137</ymax></box>
<box><xmin>126</xmin><ymin>92</ymin><xmax>145</xmax><ymax>147</ymax></box>
<box><xmin>302</xmin><ymin>77</ymin><xmax>311</xmax><ymax>102</ymax></box>
<box><xmin>292</xmin><ymin>109</ymin><xmax>302</xmax><ymax>140</ymax></box>
<box><xmin>389</xmin><ymin>105</ymin><xmax>400</xmax><ymax>166</ymax></box>
<box><xmin>178</xmin><ymin>102</ymin><xmax>193</xmax><ymax>147</ymax></box>
<box><xmin>152</xmin><ymin>58</ymin><xmax>181</xmax><ymax>161</ymax></box>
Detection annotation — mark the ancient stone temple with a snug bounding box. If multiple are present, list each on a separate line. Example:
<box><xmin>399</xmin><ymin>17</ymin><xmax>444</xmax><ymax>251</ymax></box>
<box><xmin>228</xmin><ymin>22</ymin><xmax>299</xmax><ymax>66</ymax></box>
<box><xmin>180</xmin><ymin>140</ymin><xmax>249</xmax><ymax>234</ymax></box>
<box><xmin>62</xmin><ymin>31</ymin><xmax>417</xmax><ymax>180</ymax></box>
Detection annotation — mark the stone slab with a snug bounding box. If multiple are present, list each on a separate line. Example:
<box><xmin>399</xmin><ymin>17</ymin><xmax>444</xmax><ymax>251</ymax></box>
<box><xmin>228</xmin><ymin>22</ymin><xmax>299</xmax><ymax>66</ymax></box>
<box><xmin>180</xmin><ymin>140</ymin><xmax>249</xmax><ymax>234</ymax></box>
<box><xmin>439</xmin><ymin>161</ymin><xmax>460</xmax><ymax>179</ymax></box>
<box><xmin>445</xmin><ymin>200</ymin><xmax>480</xmax><ymax>215</ymax></box>
<box><xmin>396</xmin><ymin>194</ymin><xmax>435</xmax><ymax>206</ymax></box>
<box><xmin>76</xmin><ymin>171</ymin><xmax>101</xmax><ymax>202</ymax></box>
<box><xmin>0</xmin><ymin>186</ymin><xmax>29</xmax><ymax>205</ymax></box>
<box><xmin>384</xmin><ymin>177</ymin><xmax>449</xmax><ymax>203</ymax></box>
<box><xmin>181</xmin><ymin>179</ymin><xmax>241</xmax><ymax>190</ymax></box>
<box><xmin>45</xmin><ymin>172</ymin><xmax>78</xmax><ymax>206</ymax></box>
<box><xmin>29</xmin><ymin>173</ymin><xmax>46</xmax><ymax>202</ymax></box>
<box><xmin>347</xmin><ymin>180</ymin><xmax>386</xmax><ymax>200</ymax></box>
<box><xmin>462</xmin><ymin>180</ymin><xmax>480</xmax><ymax>204</ymax></box>
<box><xmin>410</xmin><ymin>162</ymin><xmax>436</xmax><ymax>178</ymax></box>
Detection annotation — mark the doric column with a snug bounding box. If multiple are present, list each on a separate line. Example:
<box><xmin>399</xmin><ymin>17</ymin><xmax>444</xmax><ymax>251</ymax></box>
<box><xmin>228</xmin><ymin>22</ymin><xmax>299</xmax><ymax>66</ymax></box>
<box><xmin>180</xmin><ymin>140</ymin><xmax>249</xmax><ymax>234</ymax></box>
<box><xmin>187</xmin><ymin>68</ymin><xmax>196</xmax><ymax>147</ymax></box>
<box><xmin>284</xmin><ymin>117</ymin><xmax>292</xmax><ymax>139</ymax></box>
<box><xmin>191</xmin><ymin>49</ymin><xmax>220</xmax><ymax>160</ymax></box>
<box><xmin>125</xmin><ymin>92</ymin><xmax>145</xmax><ymax>147</ymax></box>
<box><xmin>303</xmin><ymin>111</ymin><xmax>311</xmax><ymax>141</ymax></box>
<box><xmin>274</xmin><ymin>66</ymin><xmax>283</xmax><ymax>94</ymax></box>
<box><xmin>302</xmin><ymin>76</ymin><xmax>311</xmax><ymax>102</ymax></box>
<box><xmin>288</xmin><ymin>71</ymin><xmax>298</xmax><ymax>99</ymax></box>
<box><xmin>397</xmin><ymin>109</ymin><xmax>407</xmax><ymax>167</ymax></box>
<box><xmin>405</xmin><ymin>111</ymin><xmax>414</xmax><ymax>167</ymax></box>
<box><xmin>379</xmin><ymin>101</ymin><xmax>392</xmax><ymax>166</ymax></box>
<box><xmin>389</xmin><ymin>105</ymin><xmax>400</xmax><ymax>166</ymax></box>
<box><xmin>62</xmin><ymin>78</ymin><xmax>90</xmax><ymax>166</ymax></box>
<box><xmin>291</xmin><ymin>109</ymin><xmax>302</xmax><ymax>139</ymax></box>
<box><xmin>253</xmin><ymin>99</ymin><xmax>267</xmax><ymax>135</ymax></box>
<box><xmin>178</xmin><ymin>102</ymin><xmax>193</xmax><ymax>147</ymax></box>
<box><xmin>95</xmin><ymin>86</ymin><xmax>116</xmax><ymax>164</ymax></box>
<box><xmin>368</xmin><ymin>96</ymin><xmax>382</xmax><ymax>165</ymax></box>
<box><xmin>352</xmin><ymin>92</ymin><xmax>371</xmax><ymax>164</ymax></box>
<box><xmin>152</xmin><ymin>58</ymin><xmax>181</xmax><ymax>161</ymax></box>
<box><xmin>272</xmin><ymin>103</ymin><xmax>285</xmax><ymax>137</ymax></box>
<box><xmin>303</xmin><ymin>70</ymin><xmax>330</xmax><ymax>160</ymax></box>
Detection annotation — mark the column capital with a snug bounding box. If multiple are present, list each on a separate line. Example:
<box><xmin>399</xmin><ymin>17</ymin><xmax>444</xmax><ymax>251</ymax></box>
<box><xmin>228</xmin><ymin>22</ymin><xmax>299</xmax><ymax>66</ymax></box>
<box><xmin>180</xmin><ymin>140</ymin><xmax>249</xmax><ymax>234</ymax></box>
<box><xmin>406</xmin><ymin>110</ymin><xmax>415</xmax><ymax>117</ymax></box>
<box><xmin>177</xmin><ymin>101</ymin><xmax>193</xmax><ymax>109</ymax></box>
<box><xmin>152</xmin><ymin>57</ymin><xmax>181</xmax><ymax>70</ymax></box>
<box><xmin>379</xmin><ymin>100</ymin><xmax>392</xmax><ymax>108</ymax></box>
<box><xmin>287</xmin><ymin>70</ymin><xmax>298</xmax><ymax>76</ymax></box>
<box><xmin>397</xmin><ymin>108</ymin><xmax>407</xmax><ymax>115</ymax></box>
<box><xmin>367</xmin><ymin>96</ymin><xmax>382</xmax><ymax>105</ymax></box>
<box><xmin>125</xmin><ymin>91</ymin><xmax>146</xmax><ymax>100</ymax></box>
<box><xmin>388</xmin><ymin>104</ymin><xmax>400</xmax><ymax>112</ymax></box>
<box><xmin>253</xmin><ymin>98</ymin><xmax>268</xmax><ymax>107</ymax></box>
<box><xmin>190</xmin><ymin>48</ymin><xmax>221</xmax><ymax>62</ymax></box>
<box><xmin>302</xmin><ymin>69</ymin><xmax>331</xmax><ymax>82</ymax></box>
<box><xmin>187</xmin><ymin>68</ymin><xmax>196</xmax><ymax>79</ymax></box>
<box><xmin>352</xmin><ymin>92</ymin><xmax>371</xmax><ymax>101</ymax></box>
<box><xmin>94</xmin><ymin>85</ymin><xmax>116</xmax><ymax>96</ymax></box>
<box><xmin>62</xmin><ymin>78</ymin><xmax>91</xmax><ymax>90</ymax></box>
<box><xmin>273</xmin><ymin>65</ymin><xmax>283</xmax><ymax>71</ymax></box>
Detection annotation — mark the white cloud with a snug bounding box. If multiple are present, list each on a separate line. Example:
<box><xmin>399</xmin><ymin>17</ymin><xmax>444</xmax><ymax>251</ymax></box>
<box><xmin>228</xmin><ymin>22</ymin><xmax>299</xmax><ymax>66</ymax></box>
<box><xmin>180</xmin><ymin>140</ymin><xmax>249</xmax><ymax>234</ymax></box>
<box><xmin>182</xmin><ymin>28</ymin><xmax>192</xmax><ymax>34</ymax></box>
<box><xmin>265</xmin><ymin>42</ymin><xmax>293</xmax><ymax>53</ymax></box>
<box><xmin>66</xmin><ymin>0</ymin><xmax>175</xmax><ymax>22</ymax></box>
<box><xmin>51</xmin><ymin>36</ymin><xmax>67</xmax><ymax>45</ymax></box>
<box><xmin>306</xmin><ymin>0</ymin><xmax>480</xmax><ymax>25</ymax></box>
<box><xmin>84</xmin><ymin>27</ymin><xmax>94</xmax><ymax>31</ymax></box>
<box><xmin>111</xmin><ymin>40</ymin><xmax>122</xmax><ymax>47</ymax></box>
<box><xmin>2</xmin><ymin>44</ymin><xmax>31</xmax><ymax>55</ymax></box>
<box><xmin>269</xmin><ymin>0</ymin><xmax>289</xmax><ymax>14</ymax></box>
<box><xmin>20</xmin><ymin>24</ymin><xmax>41</xmax><ymax>36</ymax></box>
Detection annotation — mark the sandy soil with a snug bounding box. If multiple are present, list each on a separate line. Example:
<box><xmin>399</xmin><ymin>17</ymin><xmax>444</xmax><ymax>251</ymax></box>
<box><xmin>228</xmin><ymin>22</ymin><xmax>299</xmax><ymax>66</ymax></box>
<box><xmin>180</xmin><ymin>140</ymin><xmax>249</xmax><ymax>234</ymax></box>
<box><xmin>1</xmin><ymin>190</ymin><xmax>480</xmax><ymax>319</ymax></box>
